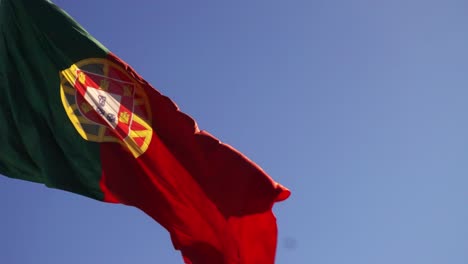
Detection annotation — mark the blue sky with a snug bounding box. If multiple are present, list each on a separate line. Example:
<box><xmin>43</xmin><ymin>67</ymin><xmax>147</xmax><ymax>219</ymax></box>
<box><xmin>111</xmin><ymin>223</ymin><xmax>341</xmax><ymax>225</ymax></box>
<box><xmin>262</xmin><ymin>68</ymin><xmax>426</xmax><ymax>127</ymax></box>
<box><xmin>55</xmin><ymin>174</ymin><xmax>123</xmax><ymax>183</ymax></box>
<box><xmin>2</xmin><ymin>0</ymin><xmax>468</xmax><ymax>263</ymax></box>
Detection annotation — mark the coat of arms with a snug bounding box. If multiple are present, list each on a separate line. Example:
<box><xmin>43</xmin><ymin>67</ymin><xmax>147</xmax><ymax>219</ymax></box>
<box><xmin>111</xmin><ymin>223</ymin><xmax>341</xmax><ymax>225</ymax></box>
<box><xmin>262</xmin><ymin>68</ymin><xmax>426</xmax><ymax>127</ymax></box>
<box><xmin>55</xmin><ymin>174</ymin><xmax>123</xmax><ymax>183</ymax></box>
<box><xmin>60</xmin><ymin>58</ymin><xmax>153</xmax><ymax>158</ymax></box>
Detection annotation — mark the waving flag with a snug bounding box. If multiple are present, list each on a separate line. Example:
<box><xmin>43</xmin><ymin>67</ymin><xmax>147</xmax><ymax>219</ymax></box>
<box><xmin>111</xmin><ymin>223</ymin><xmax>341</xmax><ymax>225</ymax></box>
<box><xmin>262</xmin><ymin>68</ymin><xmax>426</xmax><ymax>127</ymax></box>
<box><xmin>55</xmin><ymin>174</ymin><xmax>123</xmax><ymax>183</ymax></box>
<box><xmin>0</xmin><ymin>0</ymin><xmax>290</xmax><ymax>263</ymax></box>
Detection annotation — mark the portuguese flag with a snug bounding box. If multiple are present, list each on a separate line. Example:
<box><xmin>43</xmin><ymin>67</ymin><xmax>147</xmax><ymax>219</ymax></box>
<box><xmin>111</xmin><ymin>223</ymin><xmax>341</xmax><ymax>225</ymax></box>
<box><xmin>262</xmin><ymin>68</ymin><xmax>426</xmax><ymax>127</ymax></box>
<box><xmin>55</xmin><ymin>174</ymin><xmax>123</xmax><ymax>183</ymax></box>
<box><xmin>0</xmin><ymin>0</ymin><xmax>290</xmax><ymax>263</ymax></box>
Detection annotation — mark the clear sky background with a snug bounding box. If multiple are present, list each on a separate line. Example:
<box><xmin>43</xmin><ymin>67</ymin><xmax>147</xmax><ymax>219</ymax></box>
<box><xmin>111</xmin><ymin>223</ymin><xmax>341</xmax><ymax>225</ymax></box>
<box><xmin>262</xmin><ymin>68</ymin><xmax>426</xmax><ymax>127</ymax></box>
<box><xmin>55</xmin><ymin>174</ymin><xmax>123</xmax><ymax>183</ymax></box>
<box><xmin>2</xmin><ymin>0</ymin><xmax>468</xmax><ymax>263</ymax></box>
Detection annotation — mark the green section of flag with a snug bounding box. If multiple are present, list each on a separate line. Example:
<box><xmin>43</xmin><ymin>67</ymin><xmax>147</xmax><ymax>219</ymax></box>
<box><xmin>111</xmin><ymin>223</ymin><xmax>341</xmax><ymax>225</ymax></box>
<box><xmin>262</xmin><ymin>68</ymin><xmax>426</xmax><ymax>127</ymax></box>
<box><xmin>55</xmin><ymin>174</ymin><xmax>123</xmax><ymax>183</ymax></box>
<box><xmin>0</xmin><ymin>0</ymin><xmax>109</xmax><ymax>199</ymax></box>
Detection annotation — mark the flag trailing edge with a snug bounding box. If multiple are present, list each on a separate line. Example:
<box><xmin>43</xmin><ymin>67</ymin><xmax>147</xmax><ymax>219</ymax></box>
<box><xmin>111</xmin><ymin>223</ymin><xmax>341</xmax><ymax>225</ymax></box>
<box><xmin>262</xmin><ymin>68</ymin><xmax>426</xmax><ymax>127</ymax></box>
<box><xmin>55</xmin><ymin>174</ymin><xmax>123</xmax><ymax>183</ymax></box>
<box><xmin>0</xmin><ymin>0</ymin><xmax>290</xmax><ymax>263</ymax></box>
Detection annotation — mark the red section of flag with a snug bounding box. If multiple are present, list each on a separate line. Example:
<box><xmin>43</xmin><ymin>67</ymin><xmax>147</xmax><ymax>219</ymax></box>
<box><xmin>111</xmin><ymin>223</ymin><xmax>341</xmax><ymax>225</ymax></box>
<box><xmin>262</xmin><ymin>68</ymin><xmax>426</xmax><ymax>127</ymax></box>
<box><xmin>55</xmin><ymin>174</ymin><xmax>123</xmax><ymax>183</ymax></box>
<box><xmin>99</xmin><ymin>53</ymin><xmax>290</xmax><ymax>264</ymax></box>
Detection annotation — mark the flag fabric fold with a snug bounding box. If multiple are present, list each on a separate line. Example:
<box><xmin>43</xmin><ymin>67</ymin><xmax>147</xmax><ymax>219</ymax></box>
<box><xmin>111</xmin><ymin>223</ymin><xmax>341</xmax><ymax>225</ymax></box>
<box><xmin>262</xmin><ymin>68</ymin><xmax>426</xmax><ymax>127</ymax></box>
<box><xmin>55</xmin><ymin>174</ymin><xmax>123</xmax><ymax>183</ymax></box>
<box><xmin>0</xmin><ymin>0</ymin><xmax>290</xmax><ymax>263</ymax></box>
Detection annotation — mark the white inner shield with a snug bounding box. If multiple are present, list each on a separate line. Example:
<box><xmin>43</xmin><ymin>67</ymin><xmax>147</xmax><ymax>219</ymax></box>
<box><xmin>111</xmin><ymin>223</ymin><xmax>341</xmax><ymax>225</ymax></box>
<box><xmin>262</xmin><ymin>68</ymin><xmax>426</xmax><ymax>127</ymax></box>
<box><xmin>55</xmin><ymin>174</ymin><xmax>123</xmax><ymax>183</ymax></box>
<box><xmin>84</xmin><ymin>87</ymin><xmax>122</xmax><ymax>128</ymax></box>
